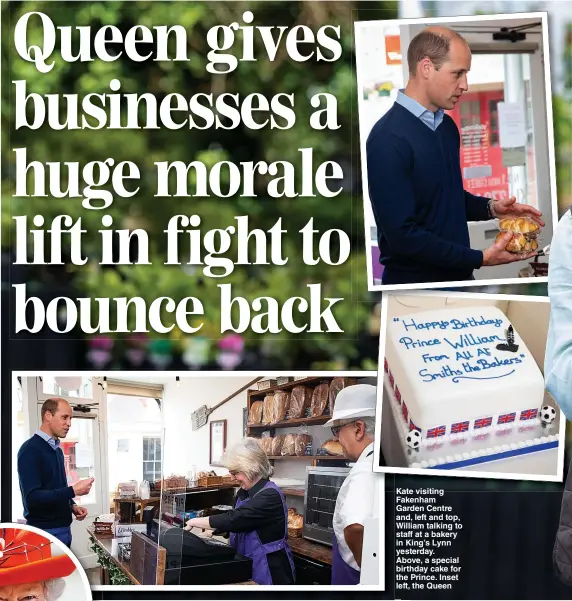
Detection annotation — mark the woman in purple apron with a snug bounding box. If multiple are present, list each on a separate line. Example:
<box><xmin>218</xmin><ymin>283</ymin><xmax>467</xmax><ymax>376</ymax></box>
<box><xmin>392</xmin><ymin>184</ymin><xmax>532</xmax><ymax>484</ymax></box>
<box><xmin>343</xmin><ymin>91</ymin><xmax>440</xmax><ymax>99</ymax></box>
<box><xmin>186</xmin><ymin>439</ymin><xmax>295</xmax><ymax>585</ymax></box>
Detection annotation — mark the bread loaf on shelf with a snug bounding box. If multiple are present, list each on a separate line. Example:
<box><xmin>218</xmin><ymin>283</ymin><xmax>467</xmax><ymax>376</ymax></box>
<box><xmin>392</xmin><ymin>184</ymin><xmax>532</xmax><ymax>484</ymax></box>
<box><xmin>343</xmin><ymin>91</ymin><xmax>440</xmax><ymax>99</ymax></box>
<box><xmin>272</xmin><ymin>391</ymin><xmax>291</xmax><ymax>424</ymax></box>
<box><xmin>281</xmin><ymin>434</ymin><xmax>296</xmax><ymax>456</ymax></box>
<box><xmin>329</xmin><ymin>378</ymin><xmax>357</xmax><ymax>413</ymax></box>
<box><xmin>248</xmin><ymin>401</ymin><xmax>263</xmax><ymax>425</ymax></box>
<box><xmin>288</xmin><ymin>386</ymin><xmax>312</xmax><ymax>419</ymax></box>
<box><xmin>295</xmin><ymin>434</ymin><xmax>312</xmax><ymax>456</ymax></box>
<box><xmin>310</xmin><ymin>383</ymin><xmax>330</xmax><ymax>417</ymax></box>
<box><xmin>271</xmin><ymin>435</ymin><xmax>286</xmax><ymax>456</ymax></box>
<box><xmin>262</xmin><ymin>394</ymin><xmax>274</xmax><ymax>425</ymax></box>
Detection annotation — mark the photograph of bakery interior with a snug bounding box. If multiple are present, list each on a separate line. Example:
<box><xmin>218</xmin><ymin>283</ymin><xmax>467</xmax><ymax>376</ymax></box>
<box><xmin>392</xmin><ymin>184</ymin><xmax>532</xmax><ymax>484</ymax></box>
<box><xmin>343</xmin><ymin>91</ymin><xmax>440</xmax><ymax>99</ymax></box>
<box><xmin>13</xmin><ymin>373</ymin><xmax>382</xmax><ymax>587</ymax></box>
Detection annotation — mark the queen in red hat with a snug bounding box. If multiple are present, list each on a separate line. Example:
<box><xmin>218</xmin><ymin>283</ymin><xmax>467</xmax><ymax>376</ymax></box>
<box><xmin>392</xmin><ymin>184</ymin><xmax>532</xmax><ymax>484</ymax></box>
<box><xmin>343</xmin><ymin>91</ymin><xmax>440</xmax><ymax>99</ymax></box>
<box><xmin>0</xmin><ymin>528</ymin><xmax>77</xmax><ymax>601</ymax></box>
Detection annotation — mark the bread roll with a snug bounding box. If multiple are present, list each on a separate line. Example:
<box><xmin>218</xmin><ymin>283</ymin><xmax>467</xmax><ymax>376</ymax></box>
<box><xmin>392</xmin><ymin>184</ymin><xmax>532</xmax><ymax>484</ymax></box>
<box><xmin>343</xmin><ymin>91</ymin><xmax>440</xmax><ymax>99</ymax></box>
<box><xmin>310</xmin><ymin>383</ymin><xmax>330</xmax><ymax>417</ymax></box>
<box><xmin>495</xmin><ymin>231</ymin><xmax>539</xmax><ymax>253</ymax></box>
<box><xmin>262</xmin><ymin>394</ymin><xmax>274</xmax><ymax>425</ymax></box>
<box><xmin>289</xmin><ymin>386</ymin><xmax>312</xmax><ymax>419</ymax></box>
<box><xmin>289</xmin><ymin>514</ymin><xmax>303</xmax><ymax>529</ymax></box>
<box><xmin>498</xmin><ymin>217</ymin><xmax>540</xmax><ymax>234</ymax></box>
<box><xmin>322</xmin><ymin>439</ymin><xmax>345</xmax><ymax>456</ymax></box>
<box><xmin>272</xmin><ymin>391</ymin><xmax>291</xmax><ymax>424</ymax></box>
<box><xmin>248</xmin><ymin>401</ymin><xmax>263</xmax><ymax>425</ymax></box>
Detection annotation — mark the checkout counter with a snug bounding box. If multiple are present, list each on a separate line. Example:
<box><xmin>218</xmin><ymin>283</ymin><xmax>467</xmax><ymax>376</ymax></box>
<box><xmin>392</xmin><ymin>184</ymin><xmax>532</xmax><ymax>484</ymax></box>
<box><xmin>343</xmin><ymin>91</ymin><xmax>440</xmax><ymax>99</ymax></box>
<box><xmin>89</xmin><ymin>481</ymin><xmax>336</xmax><ymax>585</ymax></box>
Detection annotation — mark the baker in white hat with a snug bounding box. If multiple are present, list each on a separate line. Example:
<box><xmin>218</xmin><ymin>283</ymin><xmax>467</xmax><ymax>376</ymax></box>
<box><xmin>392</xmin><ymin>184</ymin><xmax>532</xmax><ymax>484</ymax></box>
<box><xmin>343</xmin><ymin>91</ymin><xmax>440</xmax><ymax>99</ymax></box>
<box><xmin>324</xmin><ymin>384</ymin><xmax>377</xmax><ymax>585</ymax></box>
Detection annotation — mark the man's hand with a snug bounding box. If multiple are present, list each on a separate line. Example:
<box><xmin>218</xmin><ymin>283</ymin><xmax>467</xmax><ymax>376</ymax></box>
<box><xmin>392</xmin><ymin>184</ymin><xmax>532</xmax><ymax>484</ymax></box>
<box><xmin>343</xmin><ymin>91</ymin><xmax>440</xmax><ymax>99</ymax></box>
<box><xmin>492</xmin><ymin>196</ymin><xmax>544</xmax><ymax>227</ymax></box>
<box><xmin>482</xmin><ymin>232</ymin><xmax>537</xmax><ymax>266</ymax></box>
<box><xmin>73</xmin><ymin>477</ymin><xmax>94</xmax><ymax>497</ymax></box>
<box><xmin>72</xmin><ymin>505</ymin><xmax>88</xmax><ymax>521</ymax></box>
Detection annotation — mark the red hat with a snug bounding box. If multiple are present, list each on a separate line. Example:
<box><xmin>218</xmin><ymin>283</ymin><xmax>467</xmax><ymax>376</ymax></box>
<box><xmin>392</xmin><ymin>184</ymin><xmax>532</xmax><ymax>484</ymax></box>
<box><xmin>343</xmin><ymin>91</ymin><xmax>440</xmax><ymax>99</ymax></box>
<box><xmin>0</xmin><ymin>528</ymin><xmax>76</xmax><ymax>586</ymax></box>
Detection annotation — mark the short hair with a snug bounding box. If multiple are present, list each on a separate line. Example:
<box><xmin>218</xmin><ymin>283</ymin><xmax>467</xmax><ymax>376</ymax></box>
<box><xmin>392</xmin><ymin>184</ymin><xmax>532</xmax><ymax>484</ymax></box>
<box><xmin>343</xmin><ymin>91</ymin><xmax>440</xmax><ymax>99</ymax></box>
<box><xmin>336</xmin><ymin>417</ymin><xmax>376</xmax><ymax>438</ymax></box>
<box><xmin>407</xmin><ymin>29</ymin><xmax>467</xmax><ymax>75</ymax></box>
<box><xmin>41</xmin><ymin>398</ymin><xmax>63</xmax><ymax>422</ymax></box>
<box><xmin>223</xmin><ymin>438</ymin><xmax>273</xmax><ymax>480</ymax></box>
<box><xmin>44</xmin><ymin>578</ymin><xmax>66</xmax><ymax>601</ymax></box>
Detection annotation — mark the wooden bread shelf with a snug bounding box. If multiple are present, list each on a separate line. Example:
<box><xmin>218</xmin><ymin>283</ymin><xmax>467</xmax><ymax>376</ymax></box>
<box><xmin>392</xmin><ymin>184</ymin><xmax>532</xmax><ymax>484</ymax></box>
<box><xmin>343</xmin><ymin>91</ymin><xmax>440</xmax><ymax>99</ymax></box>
<box><xmin>248</xmin><ymin>377</ymin><xmax>324</xmax><ymax>397</ymax></box>
<box><xmin>280</xmin><ymin>488</ymin><xmax>306</xmax><ymax>497</ymax></box>
<box><xmin>248</xmin><ymin>415</ymin><xmax>331</xmax><ymax>429</ymax></box>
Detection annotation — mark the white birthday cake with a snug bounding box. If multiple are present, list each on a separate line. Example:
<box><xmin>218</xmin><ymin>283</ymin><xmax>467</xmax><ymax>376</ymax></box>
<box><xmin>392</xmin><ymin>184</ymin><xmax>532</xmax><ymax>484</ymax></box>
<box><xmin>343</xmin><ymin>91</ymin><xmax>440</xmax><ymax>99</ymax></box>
<box><xmin>384</xmin><ymin>305</ymin><xmax>546</xmax><ymax>440</ymax></box>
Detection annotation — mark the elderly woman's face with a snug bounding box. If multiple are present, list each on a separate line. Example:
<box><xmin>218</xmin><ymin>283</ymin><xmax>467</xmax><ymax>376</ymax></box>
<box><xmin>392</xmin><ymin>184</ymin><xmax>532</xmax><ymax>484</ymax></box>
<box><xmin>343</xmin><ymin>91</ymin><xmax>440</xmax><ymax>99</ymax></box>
<box><xmin>231</xmin><ymin>471</ymin><xmax>253</xmax><ymax>489</ymax></box>
<box><xmin>0</xmin><ymin>582</ymin><xmax>46</xmax><ymax>601</ymax></box>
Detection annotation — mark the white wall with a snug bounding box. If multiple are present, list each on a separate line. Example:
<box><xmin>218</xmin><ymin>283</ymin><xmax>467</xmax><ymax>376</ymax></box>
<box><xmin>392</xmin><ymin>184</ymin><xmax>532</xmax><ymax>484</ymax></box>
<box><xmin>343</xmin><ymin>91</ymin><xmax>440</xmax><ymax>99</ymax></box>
<box><xmin>162</xmin><ymin>376</ymin><xmax>255</xmax><ymax>477</ymax></box>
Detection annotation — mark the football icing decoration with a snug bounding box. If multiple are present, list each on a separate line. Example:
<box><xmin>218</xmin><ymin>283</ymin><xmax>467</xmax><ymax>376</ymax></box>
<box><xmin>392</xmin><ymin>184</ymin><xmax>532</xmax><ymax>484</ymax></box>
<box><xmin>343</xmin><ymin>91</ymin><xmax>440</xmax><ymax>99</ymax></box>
<box><xmin>406</xmin><ymin>430</ymin><xmax>422</xmax><ymax>449</ymax></box>
<box><xmin>540</xmin><ymin>405</ymin><xmax>556</xmax><ymax>424</ymax></box>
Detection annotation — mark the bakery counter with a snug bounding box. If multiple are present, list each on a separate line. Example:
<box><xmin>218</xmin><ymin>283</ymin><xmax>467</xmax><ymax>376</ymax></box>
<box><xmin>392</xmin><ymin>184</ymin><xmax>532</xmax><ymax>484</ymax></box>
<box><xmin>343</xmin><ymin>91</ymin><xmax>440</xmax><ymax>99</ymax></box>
<box><xmin>289</xmin><ymin>537</ymin><xmax>332</xmax><ymax>585</ymax></box>
<box><xmin>289</xmin><ymin>537</ymin><xmax>332</xmax><ymax>565</ymax></box>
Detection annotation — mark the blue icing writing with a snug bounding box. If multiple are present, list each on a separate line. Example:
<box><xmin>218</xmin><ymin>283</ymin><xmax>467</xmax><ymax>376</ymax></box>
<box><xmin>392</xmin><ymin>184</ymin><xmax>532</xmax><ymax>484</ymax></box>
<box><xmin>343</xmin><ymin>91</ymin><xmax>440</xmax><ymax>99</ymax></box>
<box><xmin>399</xmin><ymin>336</ymin><xmax>441</xmax><ymax>350</ymax></box>
<box><xmin>401</xmin><ymin>319</ymin><xmax>449</xmax><ymax>332</ymax></box>
<box><xmin>443</xmin><ymin>333</ymin><xmax>501</xmax><ymax>349</ymax></box>
<box><xmin>452</xmin><ymin>369</ymin><xmax>515</xmax><ymax>383</ymax></box>
<box><xmin>449</xmin><ymin>317</ymin><xmax>504</xmax><ymax>329</ymax></box>
<box><xmin>456</xmin><ymin>351</ymin><xmax>473</xmax><ymax>360</ymax></box>
<box><xmin>477</xmin><ymin>347</ymin><xmax>491</xmax><ymax>357</ymax></box>
<box><xmin>419</xmin><ymin>365</ymin><xmax>463</xmax><ymax>382</ymax></box>
<box><xmin>477</xmin><ymin>356</ymin><xmax>522</xmax><ymax>370</ymax></box>
<box><xmin>402</xmin><ymin>315</ymin><xmax>503</xmax><ymax>332</ymax></box>
<box><xmin>422</xmin><ymin>353</ymin><xmax>449</xmax><ymax>363</ymax></box>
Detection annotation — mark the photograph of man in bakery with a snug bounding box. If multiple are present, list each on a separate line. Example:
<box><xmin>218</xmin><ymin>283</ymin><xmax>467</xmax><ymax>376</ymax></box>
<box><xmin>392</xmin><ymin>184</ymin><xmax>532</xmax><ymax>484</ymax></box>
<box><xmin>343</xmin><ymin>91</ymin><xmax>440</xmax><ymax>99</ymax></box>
<box><xmin>13</xmin><ymin>374</ymin><xmax>383</xmax><ymax>587</ymax></box>
<box><xmin>355</xmin><ymin>14</ymin><xmax>556</xmax><ymax>289</ymax></box>
<box><xmin>323</xmin><ymin>384</ymin><xmax>378</xmax><ymax>585</ymax></box>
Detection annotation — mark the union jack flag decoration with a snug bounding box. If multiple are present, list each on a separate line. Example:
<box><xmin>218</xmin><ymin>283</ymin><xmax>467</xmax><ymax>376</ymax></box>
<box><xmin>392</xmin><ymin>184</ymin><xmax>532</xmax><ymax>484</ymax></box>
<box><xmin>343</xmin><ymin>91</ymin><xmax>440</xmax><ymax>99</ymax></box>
<box><xmin>384</xmin><ymin>359</ymin><xmax>388</xmax><ymax>373</ymax></box>
<box><xmin>498</xmin><ymin>412</ymin><xmax>516</xmax><ymax>425</ymax></box>
<box><xmin>395</xmin><ymin>386</ymin><xmax>402</xmax><ymax>402</ymax></box>
<box><xmin>427</xmin><ymin>426</ymin><xmax>446</xmax><ymax>438</ymax></box>
<box><xmin>389</xmin><ymin>371</ymin><xmax>394</xmax><ymax>387</ymax></box>
<box><xmin>409</xmin><ymin>420</ymin><xmax>420</xmax><ymax>432</ymax></box>
<box><xmin>402</xmin><ymin>401</ymin><xmax>409</xmax><ymax>422</ymax></box>
<box><xmin>474</xmin><ymin>417</ymin><xmax>493</xmax><ymax>429</ymax></box>
<box><xmin>451</xmin><ymin>421</ymin><xmax>469</xmax><ymax>434</ymax></box>
<box><xmin>520</xmin><ymin>408</ymin><xmax>538</xmax><ymax>421</ymax></box>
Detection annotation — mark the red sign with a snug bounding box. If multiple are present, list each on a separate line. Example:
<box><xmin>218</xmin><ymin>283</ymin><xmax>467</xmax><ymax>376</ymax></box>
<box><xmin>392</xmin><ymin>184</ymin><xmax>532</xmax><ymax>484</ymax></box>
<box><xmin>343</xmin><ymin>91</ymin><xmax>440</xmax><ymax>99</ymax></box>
<box><xmin>448</xmin><ymin>91</ymin><xmax>510</xmax><ymax>200</ymax></box>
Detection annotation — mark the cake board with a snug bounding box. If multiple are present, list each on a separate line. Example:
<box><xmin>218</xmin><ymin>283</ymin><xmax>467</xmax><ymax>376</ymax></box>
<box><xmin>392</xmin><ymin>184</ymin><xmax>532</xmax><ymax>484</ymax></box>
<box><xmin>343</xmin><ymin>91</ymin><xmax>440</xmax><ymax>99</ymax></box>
<box><xmin>381</xmin><ymin>375</ymin><xmax>560</xmax><ymax>474</ymax></box>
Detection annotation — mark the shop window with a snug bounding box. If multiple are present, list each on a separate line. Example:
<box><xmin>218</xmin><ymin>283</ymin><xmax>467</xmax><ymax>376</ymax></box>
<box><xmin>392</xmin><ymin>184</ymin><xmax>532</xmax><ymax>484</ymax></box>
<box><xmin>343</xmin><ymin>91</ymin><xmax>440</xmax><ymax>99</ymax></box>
<box><xmin>143</xmin><ymin>437</ymin><xmax>162</xmax><ymax>483</ymax></box>
<box><xmin>489</xmin><ymin>99</ymin><xmax>500</xmax><ymax>147</ymax></box>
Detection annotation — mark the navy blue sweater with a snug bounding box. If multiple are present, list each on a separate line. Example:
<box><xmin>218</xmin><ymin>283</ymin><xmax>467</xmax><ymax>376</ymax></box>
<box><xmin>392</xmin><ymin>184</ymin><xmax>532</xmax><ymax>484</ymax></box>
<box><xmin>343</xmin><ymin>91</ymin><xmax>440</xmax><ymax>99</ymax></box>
<box><xmin>366</xmin><ymin>102</ymin><xmax>490</xmax><ymax>284</ymax></box>
<box><xmin>18</xmin><ymin>434</ymin><xmax>75</xmax><ymax>529</ymax></box>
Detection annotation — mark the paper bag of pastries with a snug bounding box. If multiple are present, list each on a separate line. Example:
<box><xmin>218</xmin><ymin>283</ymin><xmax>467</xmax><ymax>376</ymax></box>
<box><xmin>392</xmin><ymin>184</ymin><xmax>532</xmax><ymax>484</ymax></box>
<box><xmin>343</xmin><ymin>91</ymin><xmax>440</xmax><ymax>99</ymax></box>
<box><xmin>272</xmin><ymin>391</ymin><xmax>291</xmax><ymax>424</ymax></box>
<box><xmin>248</xmin><ymin>401</ymin><xmax>264</xmax><ymax>425</ymax></box>
<box><xmin>262</xmin><ymin>394</ymin><xmax>274</xmax><ymax>425</ymax></box>
<box><xmin>310</xmin><ymin>383</ymin><xmax>330</xmax><ymax>417</ymax></box>
<box><xmin>288</xmin><ymin>386</ymin><xmax>312</xmax><ymax>419</ymax></box>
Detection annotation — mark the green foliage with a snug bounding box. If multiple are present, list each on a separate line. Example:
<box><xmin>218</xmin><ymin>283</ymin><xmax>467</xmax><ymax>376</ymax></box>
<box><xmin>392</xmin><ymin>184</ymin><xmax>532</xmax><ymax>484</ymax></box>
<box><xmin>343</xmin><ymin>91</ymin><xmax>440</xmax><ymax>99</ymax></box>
<box><xmin>89</xmin><ymin>535</ymin><xmax>133</xmax><ymax>585</ymax></box>
<box><xmin>1</xmin><ymin>1</ymin><xmax>391</xmax><ymax>367</ymax></box>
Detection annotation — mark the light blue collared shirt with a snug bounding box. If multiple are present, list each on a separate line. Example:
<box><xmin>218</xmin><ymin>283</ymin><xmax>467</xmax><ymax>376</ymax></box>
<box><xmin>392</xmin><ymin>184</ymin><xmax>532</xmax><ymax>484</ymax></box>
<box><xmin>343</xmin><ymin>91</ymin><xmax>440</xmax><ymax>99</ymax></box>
<box><xmin>395</xmin><ymin>89</ymin><xmax>444</xmax><ymax>131</ymax></box>
<box><xmin>545</xmin><ymin>210</ymin><xmax>572</xmax><ymax>419</ymax></box>
<box><xmin>35</xmin><ymin>429</ymin><xmax>60</xmax><ymax>451</ymax></box>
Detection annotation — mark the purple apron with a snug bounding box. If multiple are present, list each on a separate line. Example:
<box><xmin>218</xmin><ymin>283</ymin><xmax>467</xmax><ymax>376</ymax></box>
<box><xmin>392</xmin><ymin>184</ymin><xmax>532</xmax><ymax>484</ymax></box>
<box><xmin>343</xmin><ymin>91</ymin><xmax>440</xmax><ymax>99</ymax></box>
<box><xmin>331</xmin><ymin>449</ymin><xmax>373</xmax><ymax>585</ymax></box>
<box><xmin>229</xmin><ymin>480</ymin><xmax>296</xmax><ymax>585</ymax></box>
<box><xmin>331</xmin><ymin>535</ymin><xmax>360</xmax><ymax>584</ymax></box>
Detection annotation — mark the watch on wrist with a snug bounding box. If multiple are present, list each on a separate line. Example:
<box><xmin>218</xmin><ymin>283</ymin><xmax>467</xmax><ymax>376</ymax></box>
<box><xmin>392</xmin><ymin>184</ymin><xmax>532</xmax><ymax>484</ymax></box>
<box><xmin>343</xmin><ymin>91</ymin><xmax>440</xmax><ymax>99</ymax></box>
<box><xmin>487</xmin><ymin>199</ymin><xmax>497</xmax><ymax>219</ymax></box>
